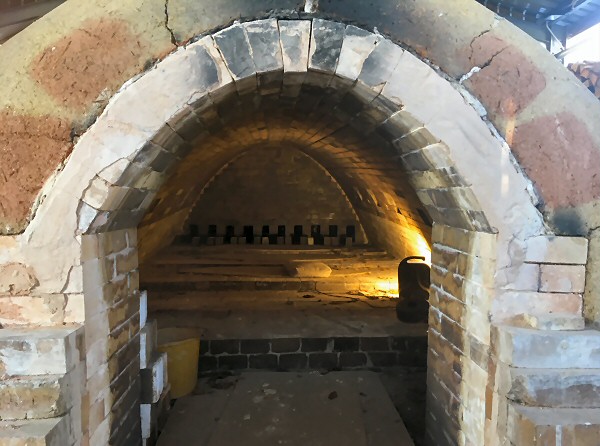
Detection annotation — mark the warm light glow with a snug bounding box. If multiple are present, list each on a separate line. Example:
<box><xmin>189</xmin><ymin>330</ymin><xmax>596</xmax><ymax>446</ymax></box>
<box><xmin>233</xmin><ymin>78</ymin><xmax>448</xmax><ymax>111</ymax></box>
<box><xmin>414</xmin><ymin>233</ymin><xmax>432</xmax><ymax>265</ymax></box>
<box><xmin>358</xmin><ymin>278</ymin><xmax>399</xmax><ymax>298</ymax></box>
<box><xmin>373</xmin><ymin>280</ymin><xmax>399</xmax><ymax>297</ymax></box>
<box><xmin>358</xmin><ymin>230</ymin><xmax>431</xmax><ymax>299</ymax></box>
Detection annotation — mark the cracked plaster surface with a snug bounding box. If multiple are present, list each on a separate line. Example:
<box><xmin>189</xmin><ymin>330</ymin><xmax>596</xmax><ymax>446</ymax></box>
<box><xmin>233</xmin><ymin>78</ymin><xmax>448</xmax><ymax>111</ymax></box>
<box><xmin>0</xmin><ymin>10</ymin><xmax>595</xmax><ymax>307</ymax></box>
<box><xmin>164</xmin><ymin>0</ymin><xmax>178</xmax><ymax>46</ymax></box>
<box><xmin>0</xmin><ymin>0</ymin><xmax>597</xmax><ymax>242</ymax></box>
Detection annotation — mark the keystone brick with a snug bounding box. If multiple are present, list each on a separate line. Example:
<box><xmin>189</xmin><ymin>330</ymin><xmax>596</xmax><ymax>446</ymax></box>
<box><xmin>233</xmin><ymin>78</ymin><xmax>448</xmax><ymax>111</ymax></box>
<box><xmin>308</xmin><ymin>20</ymin><xmax>345</xmax><ymax>75</ymax></box>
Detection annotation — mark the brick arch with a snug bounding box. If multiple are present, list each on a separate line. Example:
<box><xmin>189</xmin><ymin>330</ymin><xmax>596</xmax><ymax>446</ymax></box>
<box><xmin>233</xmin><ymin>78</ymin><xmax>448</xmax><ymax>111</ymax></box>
<box><xmin>25</xmin><ymin>19</ymin><xmax>544</xmax><ymax>285</ymax></box>
<box><xmin>0</xmin><ymin>8</ymin><xmax>596</xmax><ymax>446</ymax></box>
<box><xmin>16</xmin><ymin>19</ymin><xmax>550</xmax><ymax>445</ymax></box>
<box><xmin>133</xmin><ymin>111</ymin><xmax>434</xmax><ymax>262</ymax></box>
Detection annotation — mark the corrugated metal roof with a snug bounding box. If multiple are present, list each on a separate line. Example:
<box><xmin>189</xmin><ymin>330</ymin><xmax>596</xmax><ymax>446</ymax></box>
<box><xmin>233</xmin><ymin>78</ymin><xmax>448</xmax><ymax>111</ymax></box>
<box><xmin>477</xmin><ymin>0</ymin><xmax>600</xmax><ymax>41</ymax></box>
<box><xmin>2</xmin><ymin>1</ymin><xmax>600</xmax><ymax>46</ymax></box>
<box><xmin>555</xmin><ymin>0</ymin><xmax>600</xmax><ymax>35</ymax></box>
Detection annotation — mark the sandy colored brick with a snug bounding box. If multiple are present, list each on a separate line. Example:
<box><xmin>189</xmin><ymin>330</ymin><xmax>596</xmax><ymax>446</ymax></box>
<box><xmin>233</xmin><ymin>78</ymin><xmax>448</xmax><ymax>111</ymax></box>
<box><xmin>494</xmin><ymin>326</ymin><xmax>600</xmax><ymax>368</ymax></box>
<box><xmin>540</xmin><ymin>264</ymin><xmax>586</xmax><ymax>293</ymax></box>
<box><xmin>524</xmin><ymin>236</ymin><xmax>588</xmax><ymax>265</ymax></box>
<box><xmin>492</xmin><ymin>291</ymin><xmax>582</xmax><ymax>323</ymax></box>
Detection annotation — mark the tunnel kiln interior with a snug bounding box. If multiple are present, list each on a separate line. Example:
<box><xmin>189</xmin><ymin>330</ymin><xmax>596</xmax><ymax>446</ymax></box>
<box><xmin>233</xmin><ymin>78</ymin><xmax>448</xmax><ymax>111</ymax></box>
<box><xmin>136</xmin><ymin>62</ymin><xmax>439</xmax><ymax>305</ymax></box>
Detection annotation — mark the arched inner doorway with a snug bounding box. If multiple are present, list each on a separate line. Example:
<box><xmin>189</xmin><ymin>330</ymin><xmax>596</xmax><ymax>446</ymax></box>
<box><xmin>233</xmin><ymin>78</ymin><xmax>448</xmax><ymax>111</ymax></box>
<box><xmin>136</xmin><ymin>95</ymin><xmax>438</xmax><ymax>442</ymax></box>
<box><xmin>67</xmin><ymin>19</ymin><xmax>534</xmax><ymax>446</ymax></box>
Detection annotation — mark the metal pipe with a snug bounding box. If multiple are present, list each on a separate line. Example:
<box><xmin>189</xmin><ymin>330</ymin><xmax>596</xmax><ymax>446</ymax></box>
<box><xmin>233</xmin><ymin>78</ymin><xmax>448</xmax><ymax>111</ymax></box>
<box><xmin>546</xmin><ymin>17</ymin><xmax>567</xmax><ymax>52</ymax></box>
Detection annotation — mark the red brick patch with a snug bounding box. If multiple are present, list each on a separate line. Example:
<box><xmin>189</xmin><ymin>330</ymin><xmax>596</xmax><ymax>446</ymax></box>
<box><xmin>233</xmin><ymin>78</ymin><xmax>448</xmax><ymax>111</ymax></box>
<box><xmin>467</xmin><ymin>33</ymin><xmax>510</xmax><ymax>68</ymax></box>
<box><xmin>0</xmin><ymin>109</ymin><xmax>72</xmax><ymax>233</ymax></box>
<box><xmin>510</xmin><ymin>113</ymin><xmax>600</xmax><ymax>208</ymax></box>
<box><xmin>466</xmin><ymin>34</ymin><xmax>546</xmax><ymax>121</ymax></box>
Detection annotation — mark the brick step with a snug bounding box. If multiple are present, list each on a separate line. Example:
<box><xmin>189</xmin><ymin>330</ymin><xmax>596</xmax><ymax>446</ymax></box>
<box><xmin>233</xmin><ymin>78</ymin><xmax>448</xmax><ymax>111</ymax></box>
<box><xmin>142</xmin><ymin>261</ymin><xmax>395</xmax><ymax>273</ymax></box>
<box><xmin>508</xmin><ymin>404</ymin><xmax>600</xmax><ymax>445</ymax></box>
<box><xmin>143</xmin><ymin>260</ymin><xmax>396</xmax><ymax>274</ymax></box>
<box><xmin>508</xmin><ymin>313</ymin><xmax>585</xmax><ymax>331</ymax></box>
<box><xmin>0</xmin><ymin>372</ymin><xmax>78</xmax><ymax>420</ymax></box>
<box><xmin>198</xmin><ymin>335</ymin><xmax>427</xmax><ymax>373</ymax></box>
<box><xmin>493</xmin><ymin>325</ymin><xmax>600</xmax><ymax>368</ymax></box>
<box><xmin>147</xmin><ymin>279</ymin><xmax>329</xmax><ymax>292</ymax></box>
<box><xmin>146</xmin><ymin>290</ymin><xmax>396</xmax><ymax>309</ymax></box>
<box><xmin>0</xmin><ymin>417</ymin><xmax>69</xmax><ymax>446</ymax></box>
<box><xmin>147</xmin><ymin>291</ymin><xmax>398</xmax><ymax>315</ymax></box>
<box><xmin>499</xmin><ymin>366</ymin><xmax>600</xmax><ymax>408</ymax></box>
<box><xmin>0</xmin><ymin>326</ymin><xmax>83</xmax><ymax>377</ymax></box>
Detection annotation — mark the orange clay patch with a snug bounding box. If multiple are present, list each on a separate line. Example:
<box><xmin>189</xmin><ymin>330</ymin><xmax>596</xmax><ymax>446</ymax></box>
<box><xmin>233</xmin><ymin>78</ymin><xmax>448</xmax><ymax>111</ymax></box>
<box><xmin>511</xmin><ymin>112</ymin><xmax>600</xmax><ymax>208</ymax></box>
<box><xmin>31</xmin><ymin>19</ymin><xmax>145</xmax><ymax>110</ymax></box>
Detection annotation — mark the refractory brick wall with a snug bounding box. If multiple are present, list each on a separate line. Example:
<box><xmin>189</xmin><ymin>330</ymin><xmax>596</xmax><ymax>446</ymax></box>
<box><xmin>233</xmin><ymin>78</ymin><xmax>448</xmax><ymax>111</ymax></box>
<box><xmin>187</xmin><ymin>146</ymin><xmax>365</xmax><ymax>244</ymax></box>
<box><xmin>1</xmin><ymin>0</ymin><xmax>598</xmax><ymax>240</ymax></box>
<box><xmin>0</xmin><ymin>5</ymin><xmax>598</xmax><ymax>446</ymax></box>
<box><xmin>428</xmin><ymin>224</ymin><xmax>497</xmax><ymax>445</ymax></box>
<box><xmin>197</xmin><ymin>335</ymin><xmax>427</xmax><ymax>373</ymax></box>
<box><xmin>81</xmin><ymin>229</ymin><xmax>142</xmax><ymax>445</ymax></box>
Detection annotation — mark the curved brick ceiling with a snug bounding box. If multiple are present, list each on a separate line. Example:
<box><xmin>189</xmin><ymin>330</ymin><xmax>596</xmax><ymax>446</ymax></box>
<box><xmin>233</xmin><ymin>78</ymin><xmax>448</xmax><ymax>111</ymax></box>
<box><xmin>136</xmin><ymin>86</ymin><xmax>438</xmax><ymax>260</ymax></box>
<box><xmin>12</xmin><ymin>16</ymin><xmax>548</xmax><ymax>299</ymax></box>
<box><xmin>186</xmin><ymin>146</ymin><xmax>369</xmax><ymax>243</ymax></box>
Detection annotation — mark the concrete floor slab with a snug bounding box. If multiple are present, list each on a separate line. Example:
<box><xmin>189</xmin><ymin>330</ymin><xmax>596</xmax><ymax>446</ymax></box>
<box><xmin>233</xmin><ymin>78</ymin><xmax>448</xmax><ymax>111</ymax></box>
<box><xmin>157</xmin><ymin>371</ymin><xmax>415</xmax><ymax>446</ymax></box>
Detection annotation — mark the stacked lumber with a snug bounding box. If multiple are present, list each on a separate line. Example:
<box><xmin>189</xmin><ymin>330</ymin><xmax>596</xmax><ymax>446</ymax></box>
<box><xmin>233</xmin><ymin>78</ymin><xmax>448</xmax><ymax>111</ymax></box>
<box><xmin>568</xmin><ymin>61</ymin><xmax>600</xmax><ymax>98</ymax></box>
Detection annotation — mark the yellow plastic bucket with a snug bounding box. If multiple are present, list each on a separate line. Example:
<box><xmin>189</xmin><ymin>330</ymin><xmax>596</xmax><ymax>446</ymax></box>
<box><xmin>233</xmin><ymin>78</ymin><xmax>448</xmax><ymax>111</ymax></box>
<box><xmin>157</xmin><ymin>328</ymin><xmax>200</xmax><ymax>399</ymax></box>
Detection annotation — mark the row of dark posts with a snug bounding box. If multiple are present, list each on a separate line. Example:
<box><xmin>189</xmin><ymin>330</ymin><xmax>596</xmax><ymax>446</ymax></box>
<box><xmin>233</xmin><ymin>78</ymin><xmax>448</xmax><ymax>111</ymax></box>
<box><xmin>188</xmin><ymin>224</ymin><xmax>356</xmax><ymax>245</ymax></box>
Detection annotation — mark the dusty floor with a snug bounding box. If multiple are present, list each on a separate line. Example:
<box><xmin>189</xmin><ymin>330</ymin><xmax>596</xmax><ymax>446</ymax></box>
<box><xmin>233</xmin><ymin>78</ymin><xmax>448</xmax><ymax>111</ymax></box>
<box><xmin>378</xmin><ymin>367</ymin><xmax>427</xmax><ymax>445</ymax></box>
<box><xmin>157</xmin><ymin>370</ymin><xmax>423</xmax><ymax>446</ymax></box>
<box><xmin>144</xmin><ymin>245</ymin><xmax>427</xmax><ymax>339</ymax></box>
<box><xmin>142</xmin><ymin>245</ymin><xmax>399</xmax><ymax>272</ymax></box>
<box><xmin>151</xmin><ymin>290</ymin><xmax>426</xmax><ymax>339</ymax></box>
<box><xmin>142</xmin><ymin>246</ymin><xmax>400</xmax><ymax>293</ymax></box>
